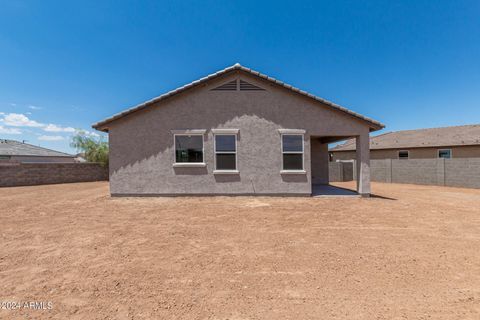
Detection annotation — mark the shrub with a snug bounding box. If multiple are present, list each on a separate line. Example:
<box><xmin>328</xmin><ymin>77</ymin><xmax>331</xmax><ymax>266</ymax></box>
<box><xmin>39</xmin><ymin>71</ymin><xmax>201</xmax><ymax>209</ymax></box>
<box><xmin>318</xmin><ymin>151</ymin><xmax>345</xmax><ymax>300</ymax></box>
<box><xmin>70</xmin><ymin>131</ymin><xmax>109</xmax><ymax>167</ymax></box>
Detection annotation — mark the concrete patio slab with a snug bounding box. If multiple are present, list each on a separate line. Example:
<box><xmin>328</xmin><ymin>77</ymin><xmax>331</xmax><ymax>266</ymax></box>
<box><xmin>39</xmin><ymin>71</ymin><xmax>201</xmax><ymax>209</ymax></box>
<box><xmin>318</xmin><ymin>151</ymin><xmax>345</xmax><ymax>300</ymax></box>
<box><xmin>312</xmin><ymin>184</ymin><xmax>359</xmax><ymax>197</ymax></box>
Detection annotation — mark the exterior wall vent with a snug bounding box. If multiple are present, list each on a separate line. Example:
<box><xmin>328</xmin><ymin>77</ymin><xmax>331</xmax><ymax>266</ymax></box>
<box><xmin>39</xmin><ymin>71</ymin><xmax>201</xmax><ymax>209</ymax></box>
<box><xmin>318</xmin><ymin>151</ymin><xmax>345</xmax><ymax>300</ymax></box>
<box><xmin>239</xmin><ymin>80</ymin><xmax>265</xmax><ymax>91</ymax></box>
<box><xmin>211</xmin><ymin>79</ymin><xmax>265</xmax><ymax>91</ymax></box>
<box><xmin>211</xmin><ymin>80</ymin><xmax>237</xmax><ymax>91</ymax></box>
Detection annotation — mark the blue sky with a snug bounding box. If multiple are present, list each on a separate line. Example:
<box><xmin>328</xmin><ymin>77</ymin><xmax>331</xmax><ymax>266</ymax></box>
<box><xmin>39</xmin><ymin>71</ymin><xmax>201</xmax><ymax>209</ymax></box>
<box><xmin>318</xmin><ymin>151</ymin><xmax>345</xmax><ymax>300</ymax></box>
<box><xmin>1</xmin><ymin>1</ymin><xmax>479</xmax><ymax>153</ymax></box>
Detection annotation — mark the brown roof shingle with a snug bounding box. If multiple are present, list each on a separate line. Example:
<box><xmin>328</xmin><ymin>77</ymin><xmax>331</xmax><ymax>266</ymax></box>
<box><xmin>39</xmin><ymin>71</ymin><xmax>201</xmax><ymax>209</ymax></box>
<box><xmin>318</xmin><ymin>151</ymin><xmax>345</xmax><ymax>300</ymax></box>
<box><xmin>331</xmin><ymin>124</ymin><xmax>480</xmax><ymax>151</ymax></box>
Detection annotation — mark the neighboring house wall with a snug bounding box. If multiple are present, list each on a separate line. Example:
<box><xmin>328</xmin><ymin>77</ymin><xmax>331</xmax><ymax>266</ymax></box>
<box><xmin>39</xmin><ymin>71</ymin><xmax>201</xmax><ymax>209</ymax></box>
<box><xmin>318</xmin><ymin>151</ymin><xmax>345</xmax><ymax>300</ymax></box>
<box><xmin>450</xmin><ymin>145</ymin><xmax>480</xmax><ymax>158</ymax></box>
<box><xmin>331</xmin><ymin>145</ymin><xmax>480</xmax><ymax>161</ymax></box>
<box><xmin>108</xmin><ymin>72</ymin><xmax>371</xmax><ymax>195</ymax></box>
<box><xmin>0</xmin><ymin>163</ymin><xmax>108</xmax><ymax>187</ymax></box>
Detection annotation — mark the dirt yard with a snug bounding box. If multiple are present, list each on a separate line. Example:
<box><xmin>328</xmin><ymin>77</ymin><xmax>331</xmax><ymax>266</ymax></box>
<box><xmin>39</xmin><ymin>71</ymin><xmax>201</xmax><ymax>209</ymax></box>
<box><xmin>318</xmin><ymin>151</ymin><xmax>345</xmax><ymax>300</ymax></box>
<box><xmin>1</xmin><ymin>182</ymin><xmax>479</xmax><ymax>319</ymax></box>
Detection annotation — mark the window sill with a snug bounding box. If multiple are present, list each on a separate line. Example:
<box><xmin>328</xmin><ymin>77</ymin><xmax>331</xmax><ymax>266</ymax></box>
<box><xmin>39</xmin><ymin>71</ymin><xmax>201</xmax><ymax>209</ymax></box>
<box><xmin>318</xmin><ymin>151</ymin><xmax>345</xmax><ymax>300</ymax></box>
<box><xmin>213</xmin><ymin>170</ymin><xmax>239</xmax><ymax>174</ymax></box>
<box><xmin>173</xmin><ymin>162</ymin><xmax>206</xmax><ymax>168</ymax></box>
<box><xmin>280</xmin><ymin>170</ymin><xmax>306</xmax><ymax>174</ymax></box>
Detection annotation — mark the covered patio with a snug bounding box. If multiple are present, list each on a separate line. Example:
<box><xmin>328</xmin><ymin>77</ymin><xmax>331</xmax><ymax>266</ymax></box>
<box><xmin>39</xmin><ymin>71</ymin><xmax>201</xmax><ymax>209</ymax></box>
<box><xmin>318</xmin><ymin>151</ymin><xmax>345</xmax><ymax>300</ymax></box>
<box><xmin>310</xmin><ymin>134</ymin><xmax>371</xmax><ymax>197</ymax></box>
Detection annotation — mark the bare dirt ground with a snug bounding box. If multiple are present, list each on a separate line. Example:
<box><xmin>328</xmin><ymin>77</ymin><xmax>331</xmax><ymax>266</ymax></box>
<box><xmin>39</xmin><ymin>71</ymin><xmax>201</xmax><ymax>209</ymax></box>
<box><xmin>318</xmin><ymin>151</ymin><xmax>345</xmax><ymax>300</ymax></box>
<box><xmin>1</xmin><ymin>182</ymin><xmax>479</xmax><ymax>319</ymax></box>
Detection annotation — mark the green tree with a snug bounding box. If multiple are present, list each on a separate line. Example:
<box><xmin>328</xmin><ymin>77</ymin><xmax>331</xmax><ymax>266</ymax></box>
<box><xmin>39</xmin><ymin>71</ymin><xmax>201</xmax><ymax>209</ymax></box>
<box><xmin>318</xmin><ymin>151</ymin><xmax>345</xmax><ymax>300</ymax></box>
<box><xmin>70</xmin><ymin>131</ymin><xmax>109</xmax><ymax>167</ymax></box>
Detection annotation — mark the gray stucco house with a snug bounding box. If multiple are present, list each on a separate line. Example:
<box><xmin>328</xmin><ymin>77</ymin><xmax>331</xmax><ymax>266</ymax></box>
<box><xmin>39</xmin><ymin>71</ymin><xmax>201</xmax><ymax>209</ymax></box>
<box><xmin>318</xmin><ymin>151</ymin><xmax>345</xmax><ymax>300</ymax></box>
<box><xmin>93</xmin><ymin>64</ymin><xmax>384</xmax><ymax>196</ymax></box>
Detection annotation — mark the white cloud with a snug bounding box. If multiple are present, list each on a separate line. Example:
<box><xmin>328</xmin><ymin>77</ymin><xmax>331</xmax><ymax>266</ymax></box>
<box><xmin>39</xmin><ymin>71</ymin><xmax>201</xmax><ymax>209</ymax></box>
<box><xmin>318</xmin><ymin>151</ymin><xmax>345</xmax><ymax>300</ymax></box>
<box><xmin>38</xmin><ymin>135</ymin><xmax>64</xmax><ymax>141</ymax></box>
<box><xmin>0</xmin><ymin>125</ymin><xmax>22</xmax><ymax>134</ymax></box>
<box><xmin>1</xmin><ymin>113</ymin><xmax>74</xmax><ymax>132</ymax></box>
<box><xmin>28</xmin><ymin>105</ymin><xmax>42</xmax><ymax>110</ymax></box>
<box><xmin>2</xmin><ymin>113</ymin><xmax>43</xmax><ymax>127</ymax></box>
<box><xmin>0</xmin><ymin>112</ymin><xmax>93</xmax><ymax>140</ymax></box>
<box><xmin>44</xmin><ymin>124</ymin><xmax>75</xmax><ymax>133</ymax></box>
<box><xmin>9</xmin><ymin>103</ymin><xmax>16</xmax><ymax>107</ymax></box>
<box><xmin>85</xmin><ymin>130</ymin><xmax>100</xmax><ymax>137</ymax></box>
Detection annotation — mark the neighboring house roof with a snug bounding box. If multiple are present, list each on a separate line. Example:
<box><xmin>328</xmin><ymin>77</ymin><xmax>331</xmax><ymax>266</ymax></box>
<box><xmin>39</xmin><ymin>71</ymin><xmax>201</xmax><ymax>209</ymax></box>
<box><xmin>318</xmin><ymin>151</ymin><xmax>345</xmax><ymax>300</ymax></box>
<box><xmin>0</xmin><ymin>139</ymin><xmax>74</xmax><ymax>157</ymax></box>
<box><xmin>330</xmin><ymin>124</ymin><xmax>480</xmax><ymax>151</ymax></box>
<box><xmin>92</xmin><ymin>63</ymin><xmax>385</xmax><ymax>132</ymax></box>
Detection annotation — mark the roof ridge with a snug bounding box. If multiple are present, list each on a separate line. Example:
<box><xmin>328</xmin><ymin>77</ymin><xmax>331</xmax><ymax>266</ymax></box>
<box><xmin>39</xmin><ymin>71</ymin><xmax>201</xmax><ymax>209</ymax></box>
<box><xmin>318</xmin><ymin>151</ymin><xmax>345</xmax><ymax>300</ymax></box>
<box><xmin>389</xmin><ymin>124</ymin><xmax>480</xmax><ymax>134</ymax></box>
<box><xmin>92</xmin><ymin>64</ymin><xmax>385</xmax><ymax>131</ymax></box>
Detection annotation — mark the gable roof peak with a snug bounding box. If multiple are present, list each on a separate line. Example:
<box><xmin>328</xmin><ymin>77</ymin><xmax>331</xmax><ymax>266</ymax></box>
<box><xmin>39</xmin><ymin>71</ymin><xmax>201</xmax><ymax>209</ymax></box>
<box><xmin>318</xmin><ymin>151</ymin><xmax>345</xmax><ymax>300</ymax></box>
<box><xmin>92</xmin><ymin>64</ymin><xmax>384</xmax><ymax>132</ymax></box>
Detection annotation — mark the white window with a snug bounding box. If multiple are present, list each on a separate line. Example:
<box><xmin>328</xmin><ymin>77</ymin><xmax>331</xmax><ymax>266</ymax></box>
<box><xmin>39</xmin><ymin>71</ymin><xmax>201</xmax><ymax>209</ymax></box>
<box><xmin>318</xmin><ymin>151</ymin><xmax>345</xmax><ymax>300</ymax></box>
<box><xmin>398</xmin><ymin>150</ymin><xmax>409</xmax><ymax>159</ymax></box>
<box><xmin>438</xmin><ymin>149</ymin><xmax>452</xmax><ymax>159</ymax></box>
<box><xmin>172</xmin><ymin>130</ymin><xmax>206</xmax><ymax>167</ymax></box>
<box><xmin>279</xmin><ymin>129</ymin><xmax>306</xmax><ymax>173</ymax></box>
<box><xmin>212</xmin><ymin>129</ymin><xmax>239</xmax><ymax>173</ymax></box>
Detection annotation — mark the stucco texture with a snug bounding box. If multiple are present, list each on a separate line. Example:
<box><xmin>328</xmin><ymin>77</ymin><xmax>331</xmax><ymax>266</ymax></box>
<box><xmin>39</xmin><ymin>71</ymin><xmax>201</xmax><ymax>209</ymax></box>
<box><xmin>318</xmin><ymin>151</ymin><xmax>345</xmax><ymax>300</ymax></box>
<box><xmin>107</xmin><ymin>71</ymin><xmax>371</xmax><ymax>195</ymax></box>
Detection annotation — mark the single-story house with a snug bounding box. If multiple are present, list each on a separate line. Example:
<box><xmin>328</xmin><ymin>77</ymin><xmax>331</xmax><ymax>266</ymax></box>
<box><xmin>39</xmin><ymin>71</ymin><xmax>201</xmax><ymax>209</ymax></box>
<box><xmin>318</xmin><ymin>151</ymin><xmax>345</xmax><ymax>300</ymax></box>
<box><xmin>0</xmin><ymin>139</ymin><xmax>75</xmax><ymax>163</ymax></box>
<box><xmin>93</xmin><ymin>63</ymin><xmax>384</xmax><ymax>196</ymax></box>
<box><xmin>330</xmin><ymin>124</ymin><xmax>480</xmax><ymax>161</ymax></box>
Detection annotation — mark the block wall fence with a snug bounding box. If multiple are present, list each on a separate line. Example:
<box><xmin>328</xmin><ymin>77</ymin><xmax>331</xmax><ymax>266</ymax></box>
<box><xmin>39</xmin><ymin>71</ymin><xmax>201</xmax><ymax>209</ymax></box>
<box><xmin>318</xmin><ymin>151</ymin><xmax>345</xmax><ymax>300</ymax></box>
<box><xmin>2</xmin><ymin>160</ymin><xmax>478</xmax><ymax>189</ymax></box>
<box><xmin>330</xmin><ymin>158</ymin><xmax>480</xmax><ymax>189</ymax></box>
<box><xmin>0</xmin><ymin>163</ymin><xmax>108</xmax><ymax>187</ymax></box>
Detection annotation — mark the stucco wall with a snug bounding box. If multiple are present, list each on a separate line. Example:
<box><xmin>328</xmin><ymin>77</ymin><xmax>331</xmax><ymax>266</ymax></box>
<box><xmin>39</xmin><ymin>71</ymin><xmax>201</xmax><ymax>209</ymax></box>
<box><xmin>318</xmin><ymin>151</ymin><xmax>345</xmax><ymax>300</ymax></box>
<box><xmin>311</xmin><ymin>139</ymin><xmax>329</xmax><ymax>184</ymax></box>
<box><xmin>331</xmin><ymin>145</ymin><xmax>480</xmax><ymax>161</ymax></box>
<box><xmin>107</xmin><ymin>72</ymin><xmax>372</xmax><ymax>195</ymax></box>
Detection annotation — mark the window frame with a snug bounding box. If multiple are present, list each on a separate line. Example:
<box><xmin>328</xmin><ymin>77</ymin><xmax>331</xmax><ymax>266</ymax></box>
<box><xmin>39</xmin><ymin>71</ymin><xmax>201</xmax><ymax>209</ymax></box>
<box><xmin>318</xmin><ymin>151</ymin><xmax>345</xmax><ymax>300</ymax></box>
<box><xmin>172</xmin><ymin>129</ymin><xmax>206</xmax><ymax>167</ymax></box>
<box><xmin>438</xmin><ymin>148</ymin><xmax>452</xmax><ymax>159</ymax></box>
<box><xmin>398</xmin><ymin>150</ymin><xmax>409</xmax><ymax>159</ymax></box>
<box><xmin>212</xmin><ymin>129</ymin><xmax>239</xmax><ymax>174</ymax></box>
<box><xmin>279</xmin><ymin>129</ymin><xmax>306</xmax><ymax>174</ymax></box>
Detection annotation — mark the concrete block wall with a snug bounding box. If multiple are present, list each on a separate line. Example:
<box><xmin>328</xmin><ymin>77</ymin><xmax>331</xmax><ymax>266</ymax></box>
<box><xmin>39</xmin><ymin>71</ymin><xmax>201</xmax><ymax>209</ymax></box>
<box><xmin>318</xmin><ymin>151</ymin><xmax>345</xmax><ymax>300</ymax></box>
<box><xmin>444</xmin><ymin>158</ymin><xmax>480</xmax><ymax>188</ymax></box>
<box><xmin>330</xmin><ymin>158</ymin><xmax>480</xmax><ymax>189</ymax></box>
<box><xmin>391</xmin><ymin>159</ymin><xmax>439</xmax><ymax>185</ymax></box>
<box><xmin>329</xmin><ymin>161</ymin><xmax>354</xmax><ymax>182</ymax></box>
<box><xmin>370</xmin><ymin>159</ymin><xmax>389</xmax><ymax>182</ymax></box>
<box><xmin>329</xmin><ymin>162</ymin><xmax>343</xmax><ymax>182</ymax></box>
<box><xmin>0</xmin><ymin>163</ymin><xmax>108</xmax><ymax>187</ymax></box>
<box><xmin>342</xmin><ymin>162</ymin><xmax>354</xmax><ymax>181</ymax></box>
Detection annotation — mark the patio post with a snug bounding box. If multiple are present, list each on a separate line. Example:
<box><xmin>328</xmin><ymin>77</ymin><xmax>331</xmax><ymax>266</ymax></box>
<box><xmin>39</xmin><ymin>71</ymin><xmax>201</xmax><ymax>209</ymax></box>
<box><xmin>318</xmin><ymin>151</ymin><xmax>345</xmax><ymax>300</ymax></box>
<box><xmin>356</xmin><ymin>132</ymin><xmax>371</xmax><ymax>197</ymax></box>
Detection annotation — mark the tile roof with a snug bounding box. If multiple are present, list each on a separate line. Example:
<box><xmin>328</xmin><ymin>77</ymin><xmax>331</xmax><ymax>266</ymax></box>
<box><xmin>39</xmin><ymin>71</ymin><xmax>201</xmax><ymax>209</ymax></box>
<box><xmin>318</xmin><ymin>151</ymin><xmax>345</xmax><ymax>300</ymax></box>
<box><xmin>331</xmin><ymin>124</ymin><xmax>480</xmax><ymax>151</ymax></box>
<box><xmin>0</xmin><ymin>139</ymin><xmax>74</xmax><ymax>157</ymax></box>
<box><xmin>92</xmin><ymin>63</ymin><xmax>384</xmax><ymax>131</ymax></box>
